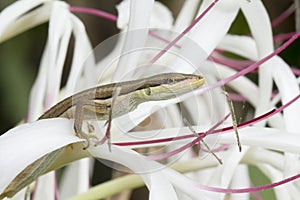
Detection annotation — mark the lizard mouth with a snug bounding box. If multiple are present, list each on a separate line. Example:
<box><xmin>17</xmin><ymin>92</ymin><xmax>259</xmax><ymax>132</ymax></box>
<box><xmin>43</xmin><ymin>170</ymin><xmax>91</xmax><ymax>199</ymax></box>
<box><xmin>187</xmin><ymin>76</ymin><xmax>205</xmax><ymax>90</ymax></box>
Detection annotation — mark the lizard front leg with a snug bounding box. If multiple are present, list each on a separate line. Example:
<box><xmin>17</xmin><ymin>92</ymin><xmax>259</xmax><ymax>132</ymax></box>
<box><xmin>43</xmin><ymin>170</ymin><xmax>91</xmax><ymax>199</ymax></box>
<box><xmin>74</xmin><ymin>100</ymin><xmax>108</xmax><ymax>149</ymax></box>
<box><xmin>95</xmin><ymin>87</ymin><xmax>121</xmax><ymax>151</ymax></box>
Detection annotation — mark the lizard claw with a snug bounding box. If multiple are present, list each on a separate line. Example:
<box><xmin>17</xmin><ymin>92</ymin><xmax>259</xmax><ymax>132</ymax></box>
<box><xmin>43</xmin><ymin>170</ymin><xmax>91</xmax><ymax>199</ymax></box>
<box><xmin>76</xmin><ymin>132</ymin><xmax>98</xmax><ymax>150</ymax></box>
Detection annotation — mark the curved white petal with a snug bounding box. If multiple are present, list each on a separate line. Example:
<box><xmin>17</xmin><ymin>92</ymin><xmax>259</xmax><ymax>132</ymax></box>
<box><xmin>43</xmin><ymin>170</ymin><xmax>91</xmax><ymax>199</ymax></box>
<box><xmin>239</xmin><ymin>0</ymin><xmax>274</xmax><ymax>55</ymax></box>
<box><xmin>218</xmin><ymin>35</ymin><xmax>259</xmax><ymax>60</ymax></box>
<box><xmin>239</xmin><ymin>0</ymin><xmax>300</xmax><ymax>181</ymax></box>
<box><xmin>0</xmin><ymin>119</ymin><xmax>81</xmax><ymax>195</ymax></box>
<box><xmin>88</xmin><ymin>145</ymin><xmax>178</xmax><ymax>199</ymax></box>
<box><xmin>0</xmin><ymin>0</ymin><xmax>52</xmax><ymax>43</ymax></box>
<box><xmin>240</xmin><ymin>0</ymin><xmax>274</xmax><ymax>125</ymax></box>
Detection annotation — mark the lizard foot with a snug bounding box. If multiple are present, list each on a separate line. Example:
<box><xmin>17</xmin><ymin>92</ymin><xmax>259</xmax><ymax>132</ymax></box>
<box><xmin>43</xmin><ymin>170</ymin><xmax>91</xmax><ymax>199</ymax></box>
<box><xmin>76</xmin><ymin>131</ymin><xmax>98</xmax><ymax>150</ymax></box>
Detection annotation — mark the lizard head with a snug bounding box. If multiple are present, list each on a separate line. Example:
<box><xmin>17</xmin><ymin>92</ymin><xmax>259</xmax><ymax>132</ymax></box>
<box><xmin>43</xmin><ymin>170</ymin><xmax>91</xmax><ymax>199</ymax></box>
<box><xmin>135</xmin><ymin>73</ymin><xmax>205</xmax><ymax>101</ymax></box>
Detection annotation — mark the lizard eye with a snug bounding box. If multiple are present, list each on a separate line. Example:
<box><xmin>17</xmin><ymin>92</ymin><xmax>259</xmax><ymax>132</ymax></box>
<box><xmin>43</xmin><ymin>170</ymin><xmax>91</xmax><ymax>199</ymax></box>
<box><xmin>144</xmin><ymin>87</ymin><xmax>151</xmax><ymax>96</ymax></box>
<box><xmin>167</xmin><ymin>78</ymin><xmax>175</xmax><ymax>84</ymax></box>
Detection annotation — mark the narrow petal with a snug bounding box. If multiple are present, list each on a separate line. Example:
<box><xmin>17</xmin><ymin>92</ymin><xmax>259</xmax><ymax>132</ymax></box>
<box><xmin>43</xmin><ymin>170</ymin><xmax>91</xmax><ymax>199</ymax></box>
<box><xmin>240</xmin><ymin>0</ymin><xmax>274</xmax><ymax>123</ymax></box>
<box><xmin>45</xmin><ymin>2</ymin><xmax>72</xmax><ymax>107</ymax></box>
<box><xmin>59</xmin><ymin>159</ymin><xmax>90</xmax><ymax>199</ymax></box>
<box><xmin>33</xmin><ymin>172</ymin><xmax>56</xmax><ymax>200</ymax></box>
<box><xmin>0</xmin><ymin>0</ymin><xmax>52</xmax><ymax>42</ymax></box>
<box><xmin>113</xmin><ymin>0</ymin><xmax>154</xmax><ymax>80</ymax></box>
<box><xmin>67</xmin><ymin>14</ymin><xmax>95</xmax><ymax>92</ymax></box>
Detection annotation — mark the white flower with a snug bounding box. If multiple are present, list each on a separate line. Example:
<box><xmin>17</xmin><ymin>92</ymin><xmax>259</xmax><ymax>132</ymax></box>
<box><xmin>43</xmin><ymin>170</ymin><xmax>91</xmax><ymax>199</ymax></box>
<box><xmin>1</xmin><ymin>0</ymin><xmax>300</xmax><ymax>199</ymax></box>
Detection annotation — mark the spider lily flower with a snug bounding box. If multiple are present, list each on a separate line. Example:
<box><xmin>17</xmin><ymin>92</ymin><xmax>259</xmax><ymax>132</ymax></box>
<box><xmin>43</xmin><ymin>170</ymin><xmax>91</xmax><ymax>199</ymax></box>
<box><xmin>0</xmin><ymin>0</ymin><xmax>300</xmax><ymax>200</ymax></box>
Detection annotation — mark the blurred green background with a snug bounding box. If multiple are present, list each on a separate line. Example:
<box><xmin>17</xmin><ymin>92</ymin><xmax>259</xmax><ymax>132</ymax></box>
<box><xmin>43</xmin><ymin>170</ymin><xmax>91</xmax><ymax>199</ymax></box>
<box><xmin>0</xmin><ymin>1</ymin><xmax>298</xmax><ymax>199</ymax></box>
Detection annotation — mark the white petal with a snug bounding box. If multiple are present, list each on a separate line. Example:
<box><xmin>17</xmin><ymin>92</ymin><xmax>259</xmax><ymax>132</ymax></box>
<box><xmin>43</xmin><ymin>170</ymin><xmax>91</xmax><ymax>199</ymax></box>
<box><xmin>88</xmin><ymin>145</ymin><xmax>178</xmax><ymax>199</ymax></box>
<box><xmin>33</xmin><ymin>172</ymin><xmax>55</xmax><ymax>200</ymax></box>
<box><xmin>116</xmin><ymin>0</ymin><xmax>130</xmax><ymax>29</ymax></box>
<box><xmin>230</xmin><ymin>166</ymin><xmax>250</xmax><ymax>200</ymax></box>
<box><xmin>191</xmin><ymin>0</ymin><xmax>240</xmax><ymax>54</ymax></box>
<box><xmin>149</xmin><ymin>2</ymin><xmax>173</xmax><ymax>29</ymax></box>
<box><xmin>9</xmin><ymin>188</ymin><xmax>27</xmax><ymax>200</ymax></box>
<box><xmin>148</xmin><ymin>173</ymin><xmax>178</xmax><ymax>200</ymax></box>
<box><xmin>206</xmin><ymin>146</ymin><xmax>247</xmax><ymax>199</ymax></box>
<box><xmin>0</xmin><ymin>0</ymin><xmax>52</xmax><ymax>42</ymax></box>
<box><xmin>59</xmin><ymin>159</ymin><xmax>90</xmax><ymax>199</ymax></box>
<box><xmin>239</xmin><ymin>0</ymin><xmax>274</xmax><ymax>55</ymax></box>
<box><xmin>67</xmin><ymin>14</ymin><xmax>95</xmax><ymax>93</ymax></box>
<box><xmin>27</xmin><ymin>1</ymin><xmax>72</xmax><ymax>120</ymax></box>
<box><xmin>94</xmin><ymin>33</ymin><xmax>125</xmax><ymax>83</ymax></box>
<box><xmin>0</xmin><ymin>119</ymin><xmax>81</xmax><ymax>195</ymax></box>
<box><xmin>116</xmin><ymin>0</ymin><xmax>171</xmax><ymax>30</ymax></box>
<box><xmin>111</xmin><ymin>94</ymin><xmax>203</xmax><ymax>136</ymax></box>
<box><xmin>27</xmin><ymin>43</ymin><xmax>50</xmax><ymax>120</ymax></box>
<box><xmin>240</xmin><ymin>0</ymin><xmax>274</xmax><ymax>124</ymax></box>
<box><xmin>271</xmin><ymin>57</ymin><xmax>300</xmax><ymax>187</ymax></box>
<box><xmin>220</xmin><ymin>127</ymin><xmax>300</xmax><ymax>154</ymax></box>
<box><xmin>218</xmin><ymin>35</ymin><xmax>259</xmax><ymax>60</ymax></box>
<box><xmin>45</xmin><ymin>1</ymin><xmax>72</xmax><ymax>106</ymax></box>
<box><xmin>269</xmin><ymin>57</ymin><xmax>300</xmax><ymax>132</ymax></box>
<box><xmin>114</xmin><ymin>0</ymin><xmax>154</xmax><ymax>80</ymax></box>
<box><xmin>169</xmin><ymin>0</ymin><xmax>240</xmax><ymax>73</ymax></box>
<box><xmin>173</xmin><ymin>0</ymin><xmax>199</xmax><ymax>32</ymax></box>
<box><xmin>240</xmin><ymin>0</ymin><xmax>300</xmax><ymax>177</ymax></box>
<box><xmin>214</xmin><ymin>62</ymin><xmax>259</xmax><ymax>107</ymax></box>
<box><xmin>163</xmin><ymin>168</ymin><xmax>213</xmax><ymax>199</ymax></box>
